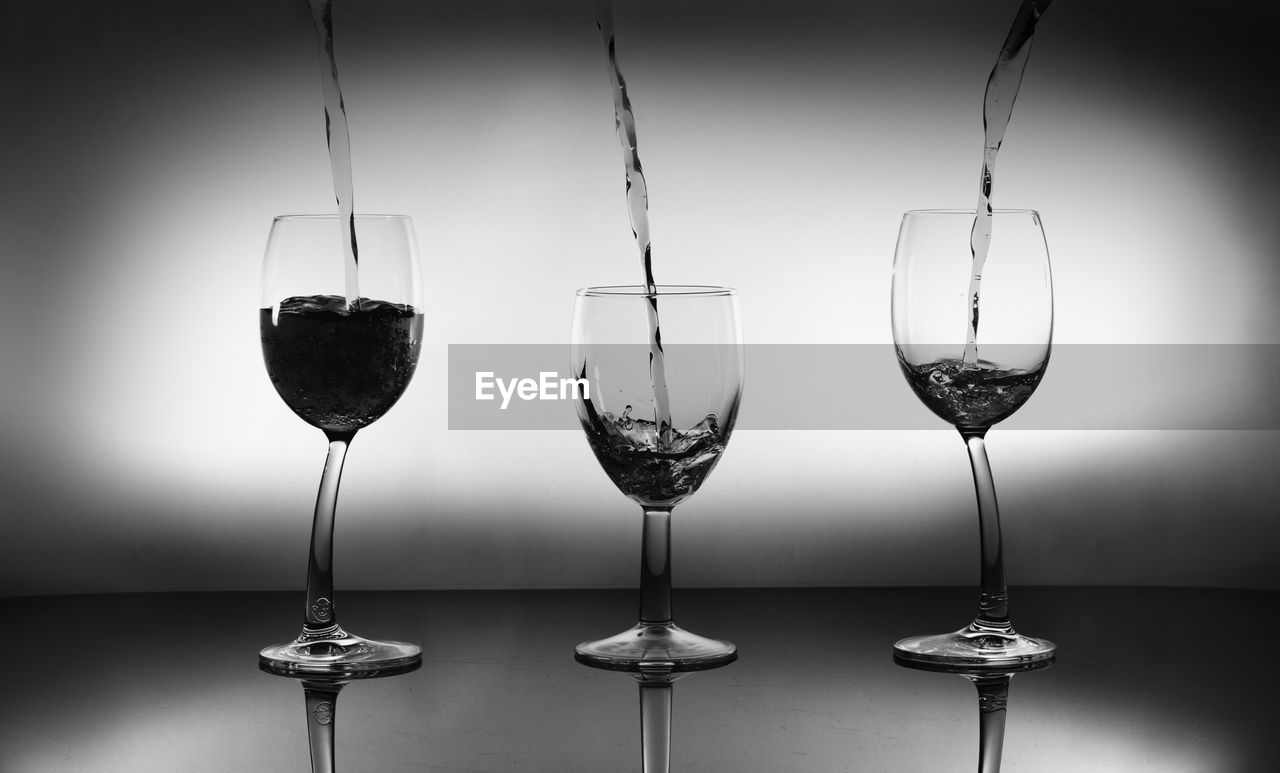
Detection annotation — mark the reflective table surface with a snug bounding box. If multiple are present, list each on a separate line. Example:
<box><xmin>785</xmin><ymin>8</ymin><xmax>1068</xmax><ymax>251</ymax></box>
<box><xmin>4</xmin><ymin>587</ymin><xmax>1275</xmax><ymax>771</ymax></box>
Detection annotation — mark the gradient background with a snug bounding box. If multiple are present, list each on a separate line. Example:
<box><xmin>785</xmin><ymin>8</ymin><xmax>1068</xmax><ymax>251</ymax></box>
<box><xmin>3</xmin><ymin>0</ymin><xmax>1278</xmax><ymax>596</ymax></box>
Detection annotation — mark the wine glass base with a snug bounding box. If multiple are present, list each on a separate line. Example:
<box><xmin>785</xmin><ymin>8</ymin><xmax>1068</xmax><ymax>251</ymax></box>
<box><xmin>893</xmin><ymin>623</ymin><xmax>1055</xmax><ymax>671</ymax></box>
<box><xmin>260</xmin><ymin>628</ymin><xmax>421</xmax><ymax>677</ymax></box>
<box><xmin>575</xmin><ymin>622</ymin><xmax>737</xmax><ymax>672</ymax></box>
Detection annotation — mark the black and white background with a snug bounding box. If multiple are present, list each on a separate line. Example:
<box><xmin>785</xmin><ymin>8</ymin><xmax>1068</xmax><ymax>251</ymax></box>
<box><xmin>3</xmin><ymin>0</ymin><xmax>1278</xmax><ymax>596</ymax></box>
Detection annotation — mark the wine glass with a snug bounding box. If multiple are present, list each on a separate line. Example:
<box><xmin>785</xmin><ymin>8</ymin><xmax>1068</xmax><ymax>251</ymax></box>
<box><xmin>571</xmin><ymin>285</ymin><xmax>743</xmax><ymax>670</ymax></box>
<box><xmin>258</xmin><ymin>213</ymin><xmax>423</xmax><ymax>675</ymax></box>
<box><xmin>890</xmin><ymin>209</ymin><xmax>1055</xmax><ymax>668</ymax></box>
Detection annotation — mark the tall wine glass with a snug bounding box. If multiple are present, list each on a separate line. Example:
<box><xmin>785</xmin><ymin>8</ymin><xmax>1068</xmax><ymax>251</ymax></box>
<box><xmin>891</xmin><ymin>209</ymin><xmax>1055</xmax><ymax>668</ymax></box>
<box><xmin>571</xmin><ymin>286</ymin><xmax>743</xmax><ymax>670</ymax></box>
<box><xmin>259</xmin><ymin>214</ymin><xmax>423</xmax><ymax>675</ymax></box>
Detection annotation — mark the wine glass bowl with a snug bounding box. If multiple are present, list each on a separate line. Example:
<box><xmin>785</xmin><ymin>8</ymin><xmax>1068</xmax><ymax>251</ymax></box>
<box><xmin>258</xmin><ymin>214</ymin><xmax>423</xmax><ymax>675</ymax></box>
<box><xmin>572</xmin><ymin>286</ymin><xmax>743</xmax><ymax>671</ymax></box>
<box><xmin>893</xmin><ymin>209</ymin><xmax>1052</xmax><ymax>430</ymax></box>
<box><xmin>890</xmin><ymin>209</ymin><xmax>1055</xmax><ymax>668</ymax></box>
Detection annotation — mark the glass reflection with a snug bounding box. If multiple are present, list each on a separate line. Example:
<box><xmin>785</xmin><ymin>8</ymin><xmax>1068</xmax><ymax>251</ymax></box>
<box><xmin>894</xmin><ymin>652</ymin><xmax>1053</xmax><ymax>773</ymax></box>
<box><xmin>261</xmin><ymin>658</ymin><xmax>420</xmax><ymax>772</ymax></box>
<box><xmin>580</xmin><ymin>658</ymin><xmax>732</xmax><ymax>773</ymax></box>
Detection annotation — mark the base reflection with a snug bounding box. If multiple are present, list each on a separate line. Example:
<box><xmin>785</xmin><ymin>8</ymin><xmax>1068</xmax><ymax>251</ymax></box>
<box><xmin>581</xmin><ymin>656</ymin><xmax>734</xmax><ymax>773</ymax></box>
<box><xmin>894</xmin><ymin>652</ymin><xmax>1053</xmax><ymax>773</ymax></box>
<box><xmin>261</xmin><ymin>658</ymin><xmax>420</xmax><ymax>772</ymax></box>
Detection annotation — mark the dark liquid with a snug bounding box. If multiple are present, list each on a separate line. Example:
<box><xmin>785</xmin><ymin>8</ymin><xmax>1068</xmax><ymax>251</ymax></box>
<box><xmin>964</xmin><ymin>0</ymin><xmax>1052</xmax><ymax>366</ymax></box>
<box><xmin>582</xmin><ymin>407</ymin><xmax>728</xmax><ymax>507</ymax></box>
<box><xmin>899</xmin><ymin>356</ymin><xmax>1043</xmax><ymax>430</ymax></box>
<box><xmin>594</xmin><ymin>0</ymin><xmax>673</xmax><ymax>446</ymax></box>
<box><xmin>261</xmin><ymin>295</ymin><xmax>423</xmax><ymax>434</ymax></box>
<box><xmin>306</xmin><ymin>0</ymin><xmax>360</xmax><ymax>305</ymax></box>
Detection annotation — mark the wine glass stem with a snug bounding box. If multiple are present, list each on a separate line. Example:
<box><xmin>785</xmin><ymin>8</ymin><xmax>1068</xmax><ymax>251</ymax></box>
<box><xmin>302</xmin><ymin>680</ymin><xmax>342</xmax><ymax>773</ymax></box>
<box><xmin>639</xmin><ymin>681</ymin><xmax>673</xmax><ymax>773</ymax></box>
<box><xmin>304</xmin><ymin>431</ymin><xmax>356</xmax><ymax>634</ymax></box>
<box><xmin>974</xmin><ymin>676</ymin><xmax>1010</xmax><ymax>773</ymax></box>
<box><xmin>962</xmin><ymin>430</ymin><xmax>1010</xmax><ymax>630</ymax></box>
<box><xmin>639</xmin><ymin>507</ymin><xmax>674</xmax><ymax>625</ymax></box>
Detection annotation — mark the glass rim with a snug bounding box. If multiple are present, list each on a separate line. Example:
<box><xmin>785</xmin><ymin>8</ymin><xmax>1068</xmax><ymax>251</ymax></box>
<box><xmin>576</xmin><ymin>284</ymin><xmax>737</xmax><ymax>298</ymax></box>
<box><xmin>902</xmin><ymin>208</ymin><xmax>1040</xmax><ymax>216</ymax></box>
<box><xmin>272</xmin><ymin>213</ymin><xmax>412</xmax><ymax>222</ymax></box>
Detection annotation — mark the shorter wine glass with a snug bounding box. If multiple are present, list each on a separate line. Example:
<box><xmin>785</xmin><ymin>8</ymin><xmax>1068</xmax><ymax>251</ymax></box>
<box><xmin>891</xmin><ymin>209</ymin><xmax>1055</xmax><ymax>668</ymax></box>
<box><xmin>571</xmin><ymin>286</ymin><xmax>743</xmax><ymax>670</ymax></box>
<box><xmin>258</xmin><ymin>213</ymin><xmax>424</xmax><ymax>675</ymax></box>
